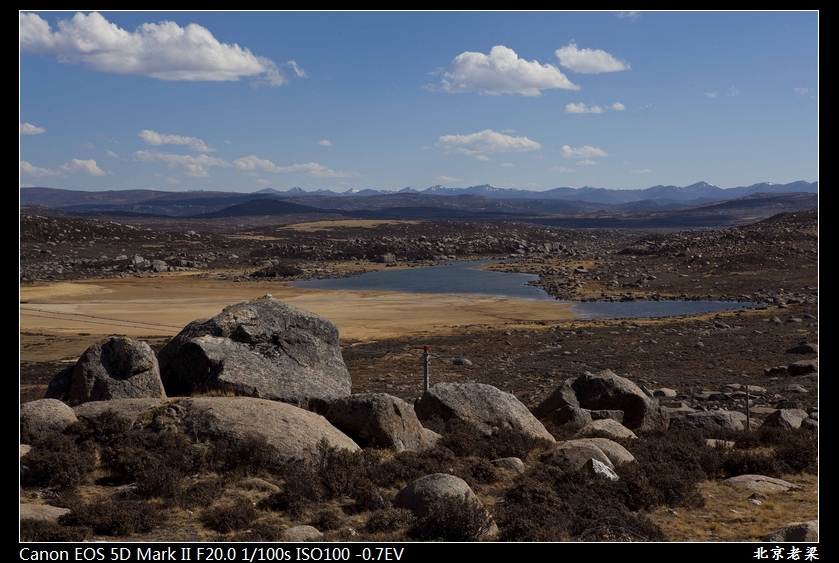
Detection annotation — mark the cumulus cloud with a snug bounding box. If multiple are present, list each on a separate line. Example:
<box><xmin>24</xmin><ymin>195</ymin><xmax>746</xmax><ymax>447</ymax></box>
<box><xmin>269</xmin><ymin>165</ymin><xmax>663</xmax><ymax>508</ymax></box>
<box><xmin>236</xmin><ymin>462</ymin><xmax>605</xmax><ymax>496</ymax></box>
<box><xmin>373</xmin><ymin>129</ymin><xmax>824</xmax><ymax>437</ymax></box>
<box><xmin>475</xmin><ymin>155</ymin><xmax>490</xmax><ymax>161</ymax></box>
<box><xmin>59</xmin><ymin>158</ymin><xmax>107</xmax><ymax>175</ymax></box>
<box><xmin>20</xmin><ymin>122</ymin><xmax>45</xmax><ymax>135</ymax></box>
<box><xmin>500</xmin><ymin>162</ymin><xmax>513</xmax><ymax>167</ymax></box>
<box><xmin>20</xmin><ymin>12</ymin><xmax>286</xmax><ymax>86</ymax></box>
<box><xmin>436</xmin><ymin>129</ymin><xmax>541</xmax><ymax>155</ymax></box>
<box><xmin>317</xmin><ymin>140</ymin><xmax>332</xmax><ymax>147</ymax></box>
<box><xmin>20</xmin><ymin>160</ymin><xmax>58</xmax><ymax>176</ymax></box>
<box><xmin>551</xmin><ymin>166</ymin><xmax>576</xmax><ymax>173</ymax></box>
<box><xmin>561</xmin><ymin>145</ymin><xmax>608</xmax><ymax>159</ymax></box>
<box><xmin>138</xmin><ymin>130</ymin><xmax>214</xmax><ymax>152</ymax></box>
<box><xmin>555</xmin><ymin>41</ymin><xmax>630</xmax><ymax>74</ymax></box>
<box><xmin>134</xmin><ymin>150</ymin><xmax>229</xmax><ymax>177</ymax></box>
<box><xmin>436</xmin><ymin>45</ymin><xmax>579</xmax><ymax>96</ymax></box>
<box><xmin>610</xmin><ymin>102</ymin><xmax>625</xmax><ymax>111</ymax></box>
<box><xmin>566</xmin><ymin>102</ymin><xmax>604</xmax><ymax>114</ymax></box>
<box><xmin>287</xmin><ymin>61</ymin><xmax>307</xmax><ymax>78</ymax></box>
<box><xmin>232</xmin><ymin>155</ymin><xmax>356</xmax><ymax>178</ymax></box>
<box><xmin>105</xmin><ymin>150</ymin><xmax>125</xmax><ymax>160</ymax></box>
<box><xmin>576</xmin><ymin>159</ymin><xmax>597</xmax><ymax>166</ymax></box>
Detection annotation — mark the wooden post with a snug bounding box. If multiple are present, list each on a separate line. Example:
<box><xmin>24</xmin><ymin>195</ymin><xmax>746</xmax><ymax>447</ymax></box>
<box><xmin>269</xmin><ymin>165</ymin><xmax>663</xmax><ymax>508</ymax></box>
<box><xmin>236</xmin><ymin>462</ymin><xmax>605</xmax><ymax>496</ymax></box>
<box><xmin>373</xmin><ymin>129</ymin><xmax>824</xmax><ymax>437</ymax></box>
<box><xmin>423</xmin><ymin>345</ymin><xmax>429</xmax><ymax>392</ymax></box>
<box><xmin>745</xmin><ymin>384</ymin><xmax>751</xmax><ymax>432</ymax></box>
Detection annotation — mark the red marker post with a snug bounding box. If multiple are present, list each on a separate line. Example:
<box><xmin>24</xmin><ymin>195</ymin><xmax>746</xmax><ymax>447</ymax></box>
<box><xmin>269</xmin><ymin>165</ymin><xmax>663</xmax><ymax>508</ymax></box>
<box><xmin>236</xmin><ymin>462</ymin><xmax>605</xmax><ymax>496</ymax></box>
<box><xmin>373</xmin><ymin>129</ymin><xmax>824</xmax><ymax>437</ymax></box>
<box><xmin>423</xmin><ymin>345</ymin><xmax>430</xmax><ymax>392</ymax></box>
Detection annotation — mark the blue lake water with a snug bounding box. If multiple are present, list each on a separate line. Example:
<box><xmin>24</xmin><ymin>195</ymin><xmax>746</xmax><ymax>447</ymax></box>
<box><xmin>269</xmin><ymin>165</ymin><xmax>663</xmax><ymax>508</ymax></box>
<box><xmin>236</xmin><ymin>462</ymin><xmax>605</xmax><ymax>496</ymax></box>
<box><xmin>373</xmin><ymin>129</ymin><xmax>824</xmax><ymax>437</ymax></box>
<box><xmin>291</xmin><ymin>260</ymin><xmax>757</xmax><ymax>319</ymax></box>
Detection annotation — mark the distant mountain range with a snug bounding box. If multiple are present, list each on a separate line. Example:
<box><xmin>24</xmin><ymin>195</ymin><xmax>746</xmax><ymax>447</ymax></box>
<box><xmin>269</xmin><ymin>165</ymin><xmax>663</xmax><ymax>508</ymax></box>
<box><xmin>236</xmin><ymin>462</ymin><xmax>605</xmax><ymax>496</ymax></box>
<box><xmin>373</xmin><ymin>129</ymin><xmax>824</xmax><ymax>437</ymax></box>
<box><xmin>251</xmin><ymin>180</ymin><xmax>817</xmax><ymax>205</ymax></box>
<box><xmin>20</xmin><ymin>181</ymin><xmax>818</xmax><ymax>230</ymax></box>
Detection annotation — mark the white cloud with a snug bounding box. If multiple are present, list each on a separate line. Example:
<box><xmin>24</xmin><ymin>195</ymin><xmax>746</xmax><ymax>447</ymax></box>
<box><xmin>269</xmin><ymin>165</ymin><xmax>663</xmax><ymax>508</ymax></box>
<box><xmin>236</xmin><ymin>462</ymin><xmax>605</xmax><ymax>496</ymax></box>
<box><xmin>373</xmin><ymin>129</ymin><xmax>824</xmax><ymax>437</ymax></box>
<box><xmin>561</xmin><ymin>145</ymin><xmax>608</xmax><ymax>159</ymax></box>
<box><xmin>565</xmin><ymin>102</ymin><xmax>604</xmax><ymax>114</ymax></box>
<box><xmin>576</xmin><ymin>159</ymin><xmax>597</xmax><ymax>166</ymax></box>
<box><xmin>20</xmin><ymin>12</ymin><xmax>286</xmax><ymax>86</ymax></box>
<box><xmin>500</xmin><ymin>162</ymin><xmax>513</xmax><ymax>167</ymax></box>
<box><xmin>555</xmin><ymin>42</ymin><xmax>630</xmax><ymax>74</ymax></box>
<box><xmin>614</xmin><ymin>11</ymin><xmax>640</xmax><ymax>19</ymax></box>
<box><xmin>287</xmin><ymin>60</ymin><xmax>307</xmax><ymax>78</ymax></box>
<box><xmin>436</xmin><ymin>175</ymin><xmax>463</xmax><ymax>183</ymax></box>
<box><xmin>254</xmin><ymin>178</ymin><xmax>271</xmax><ymax>185</ymax></box>
<box><xmin>134</xmin><ymin>150</ymin><xmax>229</xmax><ymax>177</ymax></box>
<box><xmin>437</xmin><ymin>129</ymin><xmax>541</xmax><ymax>155</ymax></box>
<box><xmin>610</xmin><ymin>102</ymin><xmax>625</xmax><ymax>111</ymax></box>
<box><xmin>726</xmin><ymin>87</ymin><xmax>740</xmax><ymax>97</ymax></box>
<box><xmin>631</xmin><ymin>168</ymin><xmax>651</xmax><ymax>174</ymax></box>
<box><xmin>436</xmin><ymin>45</ymin><xmax>579</xmax><ymax>96</ymax></box>
<box><xmin>20</xmin><ymin>160</ymin><xmax>58</xmax><ymax>176</ymax></box>
<box><xmin>551</xmin><ymin>166</ymin><xmax>576</xmax><ymax>173</ymax></box>
<box><xmin>105</xmin><ymin>150</ymin><xmax>125</xmax><ymax>160</ymax></box>
<box><xmin>475</xmin><ymin>155</ymin><xmax>490</xmax><ymax>161</ymax></box>
<box><xmin>59</xmin><ymin>158</ymin><xmax>107</xmax><ymax>176</ymax></box>
<box><xmin>232</xmin><ymin>155</ymin><xmax>356</xmax><ymax>178</ymax></box>
<box><xmin>317</xmin><ymin>140</ymin><xmax>333</xmax><ymax>147</ymax></box>
<box><xmin>793</xmin><ymin>87</ymin><xmax>810</xmax><ymax>95</ymax></box>
<box><xmin>20</xmin><ymin>122</ymin><xmax>45</xmax><ymax>135</ymax></box>
<box><xmin>165</xmin><ymin>176</ymin><xmax>180</xmax><ymax>184</ymax></box>
<box><xmin>138</xmin><ymin>130</ymin><xmax>214</xmax><ymax>153</ymax></box>
<box><xmin>705</xmin><ymin>91</ymin><xmax>718</xmax><ymax>98</ymax></box>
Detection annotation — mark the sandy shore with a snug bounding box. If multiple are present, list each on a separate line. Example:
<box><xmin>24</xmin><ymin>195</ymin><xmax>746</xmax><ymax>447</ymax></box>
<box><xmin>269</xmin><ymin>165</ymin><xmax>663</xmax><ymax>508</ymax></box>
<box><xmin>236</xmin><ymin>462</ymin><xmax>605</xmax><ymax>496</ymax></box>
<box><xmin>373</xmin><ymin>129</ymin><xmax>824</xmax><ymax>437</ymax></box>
<box><xmin>20</xmin><ymin>274</ymin><xmax>574</xmax><ymax>361</ymax></box>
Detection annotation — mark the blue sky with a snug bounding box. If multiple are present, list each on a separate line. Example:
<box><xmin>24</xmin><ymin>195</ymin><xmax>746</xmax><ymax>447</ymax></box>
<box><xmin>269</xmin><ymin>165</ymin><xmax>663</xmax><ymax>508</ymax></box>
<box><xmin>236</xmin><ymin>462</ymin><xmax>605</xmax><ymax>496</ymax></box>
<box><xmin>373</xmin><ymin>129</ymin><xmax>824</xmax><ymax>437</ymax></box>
<box><xmin>19</xmin><ymin>11</ymin><xmax>818</xmax><ymax>193</ymax></box>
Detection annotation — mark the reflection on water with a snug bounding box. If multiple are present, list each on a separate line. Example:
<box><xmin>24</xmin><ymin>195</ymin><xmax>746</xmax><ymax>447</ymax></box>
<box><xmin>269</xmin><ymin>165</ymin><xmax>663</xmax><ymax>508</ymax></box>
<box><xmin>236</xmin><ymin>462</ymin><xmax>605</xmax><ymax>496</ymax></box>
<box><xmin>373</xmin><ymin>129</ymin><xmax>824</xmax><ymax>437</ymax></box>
<box><xmin>292</xmin><ymin>260</ymin><xmax>758</xmax><ymax>319</ymax></box>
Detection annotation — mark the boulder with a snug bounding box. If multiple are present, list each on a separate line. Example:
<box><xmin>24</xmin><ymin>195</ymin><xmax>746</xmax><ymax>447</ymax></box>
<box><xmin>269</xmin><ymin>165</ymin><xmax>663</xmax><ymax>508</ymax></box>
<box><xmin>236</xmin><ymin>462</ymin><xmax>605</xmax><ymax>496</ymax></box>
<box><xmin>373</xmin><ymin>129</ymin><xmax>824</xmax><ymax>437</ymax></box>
<box><xmin>571</xmin><ymin>438</ymin><xmax>636</xmax><ymax>465</ymax></box>
<box><xmin>785</xmin><ymin>342</ymin><xmax>818</xmax><ymax>355</ymax></box>
<box><xmin>585</xmin><ymin>458</ymin><xmax>619</xmax><ymax>481</ymax></box>
<box><xmin>762</xmin><ymin>520</ymin><xmax>818</xmax><ymax>542</ymax></box>
<box><xmin>539</xmin><ymin>441</ymin><xmax>614</xmax><ymax>472</ymax></box>
<box><xmin>73</xmin><ymin>398</ymin><xmax>170</xmax><ymax>424</ymax></box>
<box><xmin>575</xmin><ymin>419</ymin><xmax>638</xmax><ymax>440</ymax></box>
<box><xmin>178</xmin><ymin>397</ymin><xmax>359</xmax><ymax>463</ymax></box>
<box><xmin>490</xmin><ymin>457</ymin><xmax>525</xmax><ymax>473</ymax></box>
<box><xmin>326</xmin><ymin>393</ymin><xmax>439</xmax><ymax>452</ymax></box>
<box><xmin>570</xmin><ymin>370</ymin><xmax>669</xmax><ymax>431</ymax></box>
<box><xmin>19</xmin><ymin>503</ymin><xmax>71</xmax><ymax>522</ymax></box>
<box><xmin>787</xmin><ymin>359</ymin><xmax>817</xmax><ymax>376</ymax></box>
<box><xmin>721</xmin><ymin>474</ymin><xmax>800</xmax><ymax>493</ymax></box>
<box><xmin>762</xmin><ymin>408</ymin><xmax>809</xmax><ymax>429</ymax></box>
<box><xmin>157</xmin><ymin>296</ymin><xmax>351</xmax><ymax>412</ymax></box>
<box><xmin>415</xmin><ymin>382</ymin><xmax>555</xmax><ymax>443</ymax></box>
<box><xmin>282</xmin><ymin>525</ymin><xmax>324</xmax><ymax>542</ymax></box>
<box><xmin>545</xmin><ymin>405</ymin><xmax>592</xmax><ymax>427</ymax></box>
<box><xmin>669</xmin><ymin>410</ymin><xmax>745</xmax><ymax>432</ymax></box>
<box><xmin>46</xmin><ymin>337</ymin><xmax>166</xmax><ymax>406</ymax></box>
<box><xmin>394</xmin><ymin>473</ymin><xmax>478</xmax><ymax>517</ymax></box>
<box><xmin>531</xmin><ymin>378</ymin><xmax>579</xmax><ymax>419</ymax></box>
<box><xmin>20</xmin><ymin>399</ymin><xmax>78</xmax><ymax>443</ymax></box>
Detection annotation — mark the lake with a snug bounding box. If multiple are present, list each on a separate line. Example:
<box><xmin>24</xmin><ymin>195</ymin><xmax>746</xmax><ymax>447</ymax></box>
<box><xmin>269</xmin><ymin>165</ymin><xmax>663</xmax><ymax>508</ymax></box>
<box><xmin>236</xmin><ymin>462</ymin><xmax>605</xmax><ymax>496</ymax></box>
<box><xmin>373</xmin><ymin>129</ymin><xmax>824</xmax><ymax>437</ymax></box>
<box><xmin>292</xmin><ymin>260</ymin><xmax>758</xmax><ymax>319</ymax></box>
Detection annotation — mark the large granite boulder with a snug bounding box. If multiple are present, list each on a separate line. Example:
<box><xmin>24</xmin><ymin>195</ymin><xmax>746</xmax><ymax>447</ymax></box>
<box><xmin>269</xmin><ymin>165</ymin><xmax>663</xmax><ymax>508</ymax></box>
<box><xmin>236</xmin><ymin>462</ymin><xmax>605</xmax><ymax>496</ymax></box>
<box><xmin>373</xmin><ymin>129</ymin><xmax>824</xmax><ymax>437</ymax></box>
<box><xmin>539</xmin><ymin>440</ymin><xmax>614</xmax><ymax>472</ymax></box>
<box><xmin>415</xmin><ymin>382</ymin><xmax>555</xmax><ymax>443</ymax></box>
<box><xmin>177</xmin><ymin>397</ymin><xmax>359</xmax><ymax>463</ymax></box>
<box><xmin>157</xmin><ymin>296</ymin><xmax>351</xmax><ymax>412</ymax></box>
<box><xmin>20</xmin><ymin>399</ymin><xmax>78</xmax><ymax>443</ymax></box>
<box><xmin>326</xmin><ymin>393</ymin><xmax>439</xmax><ymax>452</ymax></box>
<box><xmin>763</xmin><ymin>520</ymin><xmax>818</xmax><ymax>542</ymax></box>
<box><xmin>570</xmin><ymin>370</ymin><xmax>669</xmax><ymax>431</ymax></box>
<box><xmin>46</xmin><ymin>337</ymin><xmax>166</xmax><ymax>406</ymax></box>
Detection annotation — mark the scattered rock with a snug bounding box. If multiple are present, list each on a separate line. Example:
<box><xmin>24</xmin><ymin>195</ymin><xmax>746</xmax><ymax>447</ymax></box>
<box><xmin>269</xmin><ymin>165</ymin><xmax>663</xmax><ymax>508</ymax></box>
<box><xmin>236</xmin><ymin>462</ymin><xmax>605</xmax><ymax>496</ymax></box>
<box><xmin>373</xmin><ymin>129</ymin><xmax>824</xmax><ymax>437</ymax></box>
<box><xmin>721</xmin><ymin>474</ymin><xmax>800</xmax><ymax>493</ymax></box>
<box><xmin>762</xmin><ymin>520</ymin><xmax>818</xmax><ymax>542</ymax></box>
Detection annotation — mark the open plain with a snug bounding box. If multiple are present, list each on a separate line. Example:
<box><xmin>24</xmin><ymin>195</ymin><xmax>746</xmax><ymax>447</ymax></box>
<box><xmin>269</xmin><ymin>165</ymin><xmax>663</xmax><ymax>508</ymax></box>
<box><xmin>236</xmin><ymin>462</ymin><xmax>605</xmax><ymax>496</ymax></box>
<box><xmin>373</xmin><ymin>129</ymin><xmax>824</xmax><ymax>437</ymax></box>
<box><xmin>20</xmin><ymin>208</ymin><xmax>818</xmax><ymax>542</ymax></box>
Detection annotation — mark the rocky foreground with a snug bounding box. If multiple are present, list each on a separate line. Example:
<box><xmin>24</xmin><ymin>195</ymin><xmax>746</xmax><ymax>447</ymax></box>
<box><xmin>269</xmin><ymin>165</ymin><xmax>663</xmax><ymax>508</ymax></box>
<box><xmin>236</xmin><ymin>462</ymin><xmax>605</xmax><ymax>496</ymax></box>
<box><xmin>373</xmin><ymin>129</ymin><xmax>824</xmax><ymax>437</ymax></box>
<box><xmin>20</xmin><ymin>209</ymin><xmax>817</xmax><ymax>542</ymax></box>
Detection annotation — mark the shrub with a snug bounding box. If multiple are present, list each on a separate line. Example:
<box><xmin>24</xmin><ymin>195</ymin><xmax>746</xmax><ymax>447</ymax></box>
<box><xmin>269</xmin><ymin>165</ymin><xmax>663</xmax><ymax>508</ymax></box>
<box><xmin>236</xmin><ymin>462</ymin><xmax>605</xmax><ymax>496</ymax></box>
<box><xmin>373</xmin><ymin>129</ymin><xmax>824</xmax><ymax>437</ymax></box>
<box><xmin>21</xmin><ymin>433</ymin><xmax>96</xmax><ymax>491</ymax></box>
<box><xmin>364</xmin><ymin>508</ymin><xmax>416</xmax><ymax>534</ymax></box>
<box><xmin>200</xmin><ymin>498</ymin><xmax>259</xmax><ymax>533</ymax></box>
<box><xmin>20</xmin><ymin>519</ymin><xmax>90</xmax><ymax>542</ymax></box>
<box><xmin>408</xmin><ymin>495</ymin><xmax>494</xmax><ymax>541</ymax></box>
<box><xmin>59</xmin><ymin>499</ymin><xmax>165</xmax><ymax>537</ymax></box>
